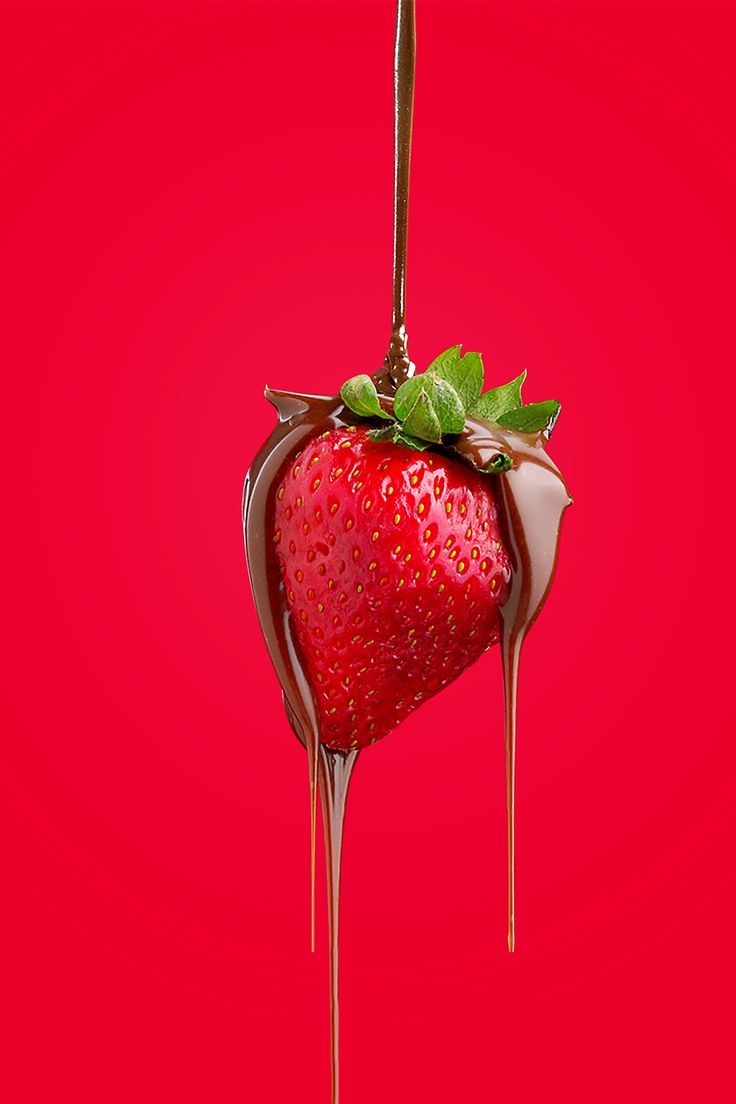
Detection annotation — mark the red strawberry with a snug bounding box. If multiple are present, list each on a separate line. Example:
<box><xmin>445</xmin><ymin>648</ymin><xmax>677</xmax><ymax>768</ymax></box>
<box><xmin>273</xmin><ymin>425</ymin><xmax>511</xmax><ymax>751</ymax></box>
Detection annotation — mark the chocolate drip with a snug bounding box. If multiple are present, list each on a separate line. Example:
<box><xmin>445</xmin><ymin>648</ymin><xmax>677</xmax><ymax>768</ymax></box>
<box><xmin>454</xmin><ymin>419</ymin><xmax>571</xmax><ymax>949</ymax></box>
<box><xmin>244</xmin><ymin>392</ymin><xmax>339</xmax><ymax>963</ymax></box>
<box><xmin>319</xmin><ymin>745</ymin><xmax>359</xmax><ymax>1104</ymax></box>
<box><xmin>375</xmin><ymin>0</ymin><xmax>416</xmax><ymax>395</ymax></box>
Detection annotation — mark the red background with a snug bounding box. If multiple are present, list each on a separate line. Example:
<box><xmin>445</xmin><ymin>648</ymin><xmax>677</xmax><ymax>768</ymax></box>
<box><xmin>3</xmin><ymin>2</ymin><xmax>735</xmax><ymax>1101</ymax></box>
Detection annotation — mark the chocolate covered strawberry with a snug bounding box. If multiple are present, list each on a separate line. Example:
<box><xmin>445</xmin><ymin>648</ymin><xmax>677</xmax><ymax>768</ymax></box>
<box><xmin>269</xmin><ymin>345</ymin><xmax>561</xmax><ymax>751</ymax></box>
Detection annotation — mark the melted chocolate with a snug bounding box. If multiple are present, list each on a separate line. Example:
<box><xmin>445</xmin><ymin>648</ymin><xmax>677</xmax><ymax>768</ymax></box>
<box><xmin>243</xmin><ymin>391</ymin><xmax>356</xmax><ymax>1104</ymax></box>
<box><xmin>319</xmin><ymin>745</ymin><xmax>358</xmax><ymax>1104</ymax></box>
<box><xmin>244</xmin><ymin>393</ymin><xmax>349</xmax><ymax>980</ymax></box>
<box><xmin>454</xmin><ymin>420</ymin><xmax>572</xmax><ymax>950</ymax></box>
<box><xmin>242</xmin><ymin>0</ymin><xmax>570</xmax><ymax>1096</ymax></box>
<box><xmin>385</xmin><ymin>0</ymin><xmax>415</xmax><ymax>383</ymax></box>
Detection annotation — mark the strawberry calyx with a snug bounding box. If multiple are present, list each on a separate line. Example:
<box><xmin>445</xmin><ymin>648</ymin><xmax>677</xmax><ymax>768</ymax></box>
<box><xmin>340</xmin><ymin>346</ymin><xmax>561</xmax><ymax>472</ymax></box>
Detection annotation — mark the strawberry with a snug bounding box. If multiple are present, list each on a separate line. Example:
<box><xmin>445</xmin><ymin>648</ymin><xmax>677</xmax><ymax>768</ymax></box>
<box><xmin>273</xmin><ymin>425</ymin><xmax>511</xmax><ymax>750</ymax></box>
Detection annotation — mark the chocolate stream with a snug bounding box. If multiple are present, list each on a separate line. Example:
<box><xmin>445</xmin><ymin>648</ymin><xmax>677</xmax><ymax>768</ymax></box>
<box><xmin>387</xmin><ymin>0</ymin><xmax>415</xmax><ymax>379</ymax></box>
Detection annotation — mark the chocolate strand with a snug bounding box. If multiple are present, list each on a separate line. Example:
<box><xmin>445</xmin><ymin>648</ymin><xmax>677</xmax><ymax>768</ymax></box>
<box><xmin>376</xmin><ymin>0</ymin><xmax>416</xmax><ymax>394</ymax></box>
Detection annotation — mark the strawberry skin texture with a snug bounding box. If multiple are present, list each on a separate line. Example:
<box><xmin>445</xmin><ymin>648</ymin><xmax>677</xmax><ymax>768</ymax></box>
<box><xmin>273</xmin><ymin>426</ymin><xmax>511</xmax><ymax>751</ymax></box>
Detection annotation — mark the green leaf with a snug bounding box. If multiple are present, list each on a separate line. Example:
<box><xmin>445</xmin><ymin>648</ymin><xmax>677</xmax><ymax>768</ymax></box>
<box><xmin>340</xmin><ymin>374</ymin><xmax>393</xmax><ymax>420</ymax></box>
<box><xmin>393</xmin><ymin>376</ymin><xmax>426</xmax><ymax>421</ymax></box>
<box><xmin>471</xmin><ymin>371</ymin><xmax>527</xmax><ymax>422</ymax></box>
<box><xmin>485</xmin><ymin>452</ymin><xmax>513</xmax><ymax>474</ymax></box>
<box><xmin>401</xmin><ymin>388</ymin><xmax>443</xmax><ymax>443</ymax></box>
<box><xmin>498</xmin><ymin>400</ymin><xmax>561</xmax><ymax>436</ymax></box>
<box><xmin>394</xmin><ymin>375</ymin><xmax>466</xmax><ymax>436</ymax></box>
<box><xmin>425</xmin><ymin>344</ymin><xmax>461</xmax><ymax>377</ymax></box>
<box><xmin>430</xmin><ymin>377</ymin><xmax>466</xmax><ymax>434</ymax></box>
<box><xmin>427</xmin><ymin>346</ymin><xmax>484</xmax><ymax>412</ymax></box>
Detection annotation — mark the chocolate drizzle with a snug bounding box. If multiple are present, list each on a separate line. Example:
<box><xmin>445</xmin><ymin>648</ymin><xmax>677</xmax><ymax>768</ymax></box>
<box><xmin>242</xmin><ymin>0</ymin><xmax>570</xmax><ymax>1096</ymax></box>
<box><xmin>454</xmin><ymin>420</ymin><xmax>572</xmax><ymax>950</ymax></box>
<box><xmin>375</xmin><ymin>0</ymin><xmax>416</xmax><ymax>396</ymax></box>
<box><xmin>319</xmin><ymin>745</ymin><xmax>358</xmax><ymax>1104</ymax></box>
<box><xmin>243</xmin><ymin>391</ymin><xmax>356</xmax><ymax>1104</ymax></box>
<box><xmin>244</xmin><ymin>392</ymin><xmax>346</xmax><ymax>974</ymax></box>
<box><xmin>388</xmin><ymin>0</ymin><xmax>415</xmax><ymax>379</ymax></box>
